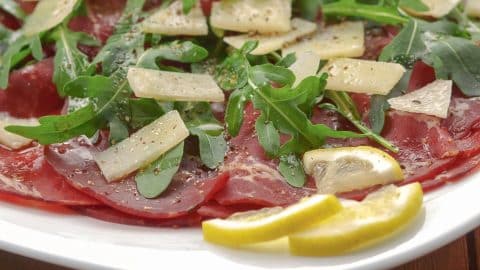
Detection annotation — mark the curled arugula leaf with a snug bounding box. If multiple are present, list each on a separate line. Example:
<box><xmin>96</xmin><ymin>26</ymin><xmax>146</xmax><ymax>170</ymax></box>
<box><xmin>137</xmin><ymin>41</ymin><xmax>208</xmax><ymax>69</ymax></box>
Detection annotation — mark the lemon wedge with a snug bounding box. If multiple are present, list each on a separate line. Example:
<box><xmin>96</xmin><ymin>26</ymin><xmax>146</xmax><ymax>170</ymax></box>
<box><xmin>289</xmin><ymin>183</ymin><xmax>423</xmax><ymax>256</ymax></box>
<box><xmin>303</xmin><ymin>146</ymin><xmax>404</xmax><ymax>194</ymax></box>
<box><xmin>202</xmin><ymin>195</ymin><xmax>342</xmax><ymax>246</ymax></box>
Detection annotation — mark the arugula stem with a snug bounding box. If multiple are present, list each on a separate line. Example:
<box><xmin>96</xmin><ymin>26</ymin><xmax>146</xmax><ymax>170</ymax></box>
<box><xmin>322</xmin><ymin>3</ymin><xmax>409</xmax><ymax>25</ymax></box>
<box><xmin>325</xmin><ymin>91</ymin><xmax>399</xmax><ymax>153</ymax></box>
<box><xmin>346</xmin><ymin>112</ymin><xmax>399</xmax><ymax>153</ymax></box>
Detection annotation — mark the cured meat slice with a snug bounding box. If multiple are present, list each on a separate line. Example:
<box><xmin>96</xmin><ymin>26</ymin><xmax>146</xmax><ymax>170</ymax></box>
<box><xmin>75</xmin><ymin>206</ymin><xmax>203</xmax><ymax>227</ymax></box>
<box><xmin>197</xmin><ymin>202</ymin><xmax>262</xmax><ymax>219</ymax></box>
<box><xmin>46</xmin><ymin>136</ymin><xmax>229</xmax><ymax>219</ymax></box>
<box><xmin>383</xmin><ymin>111</ymin><xmax>459</xmax><ymax>181</ymax></box>
<box><xmin>69</xmin><ymin>0</ymin><xmax>125</xmax><ymax>44</ymax></box>
<box><xmin>362</xmin><ymin>26</ymin><xmax>398</xmax><ymax>60</ymax></box>
<box><xmin>444</xmin><ymin>98</ymin><xmax>480</xmax><ymax>139</ymax></box>
<box><xmin>214</xmin><ymin>104</ymin><xmax>315</xmax><ymax>207</ymax></box>
<box><xmin>0</xmin><ymin>145</ymin><xmax>98</xmax><ymax>205</ymax></box>
<box><xmin>0</xmin><ymin>10</ymin><xmax>21</xmax><ymax>30</ymax></box>
<box><xmin>0</xmin><ymin>192</ymin><xmax>74</xmax><ymax>214</ymax></box>
<box><xmin>0</xmin><ymin>58</ymin><xmax>64</xmax><ymax>118</ymax></box>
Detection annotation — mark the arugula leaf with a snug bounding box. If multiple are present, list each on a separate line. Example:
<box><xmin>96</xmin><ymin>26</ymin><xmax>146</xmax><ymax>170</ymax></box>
<box><xmin>379</xmin><ymin>19</ymin><xmax>461</xmax><ymax>63</ymax></box>
<box><xmin>190</xmin><ymin>128</ymin><xmax>227</xmax><ymax>169</ymax></box>
<box><xmin>322</xmin><ymin>0</ymin><xmax>409</xmax><ymax>25</ymax></box>
<box><xmin>324</xmin><ymin>91</ymin><xmax>398</xmax><ymax>152</ymax></box>
<box><xmin>0</xmin><ymin>34</ymin><xmax>33</xmax><ymax>89</ymax></box>
<box><xmin>182</xmin><ymin>0</ymin><xmax>196</xmax><ymax>13</ymax></box>
<box><xmin>180</xmin><ymin>102</ymin><xmax>228</xmax><ymax>169</ymax></box>
<box><xmin>225</xmin><ymin>87</ymin><xmax>250</xmax><ymax>137</ymax></box>
<box><xmin>372</xmin><ymin>19</ymin><xmax>477</xmax><ymax>133</ymax></box>
<box><xmin>0</xmin><ymin>0</ymin><xmax>26</xmax><ymax>20</ymax></box>
<box><xmin>8</xmin><ymin>70</ymin><xmax>132</xmax><ymax>144</ymax></box>
<box><xmin>215</xmin><ymin>41</ymin><xmax>258</xmax><ymax>91</ymax></box>
<box><xmin>93</xmin><ymin>0</ymin><xmax>146</xmax><ymax>75</ymax></box>
<box><xmin>249</xmin><ymin>66</ymin><xmax>362</xmax><ymax>155</ymax></box>
<box><xmin>11</xmin><ymin>0</ymin><xmax>147</xmax><ymax>144</ymax></box>
<box><xmin>135</xmin><ymin>142</ymin><xmax>184</xmax><ymax>199</ymax></box>
<box><xmin>5</xmin><ymin>104</ymin><xmax>100</xmax><ymax>144</ymax></box>
<box><xmin>129</xmin><ymin>98</ymin><xmax>165</xmax><ymax>129</ymax></box>
<box><xmin>422</xmin><ymin>34</ymin><xmax>480</xmax><ymax>96</ymax></box>
<box><xmin>276</xmin><ymin>52</ymin><xmax>296</xmax><ymax>68</ymax></box>
<box><xmin>108</xmin><ymin>116</ymin><xmax>130</xmax><ymax>145</ymax></box>
<box><xmin>137</xmin><ymin>41</ymin><xmax>208</xmax><ymax>69</ymax></box>
<box><xmin>279</xmin><ymin>154</ymin><xmax>306</xmax><ymax>188</ymax></box>
<box><xmin>399</xmin><ymin>0</ymin><xmax>428</xmax><ymax>12</ymax></box>
<box><xmin>255</xmin><ymin>114</ymin><xmax>280</xmax><ymax>157</ymax></box>
<box><xmin>294</xmin><ymin>0</ymin><xmax>322</xmax><ymax>20</ymax></box>
<box><xmin>250</xmin><ymin>63</ymin><xmax>296</xmax><ymax>87</ymax></box>
<box><xmin>29</xmin><ymin>35</ymin><xmax>44</xmax><ymax>61</ymax></box>
<box><xmin>53</xmin><ymin>26</ymin><xmax>96</xmax><ymax>95</ymax></box>
<box><xmin>369</xmin><ymin>70</ymin><xmax>411</xmax><ymax>134</ymax></box>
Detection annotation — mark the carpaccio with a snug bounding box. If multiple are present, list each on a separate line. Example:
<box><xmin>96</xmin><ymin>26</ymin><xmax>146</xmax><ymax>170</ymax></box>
<box><xmin>1</xmin><ymin>1</ymin><xmax>480</xmax><ymax>227</ymax></box>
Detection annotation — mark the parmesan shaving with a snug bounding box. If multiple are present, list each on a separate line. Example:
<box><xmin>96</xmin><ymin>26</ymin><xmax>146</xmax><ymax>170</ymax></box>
<box><xmin>0</xmin><ymin>115</ymin><xmax>38</xmax><ymax>150</ymax></box>
<box><xmin>289</xmin><ymin>51</ymin><xmax>321</xmax><ymax>87</ymax></box>
<box><xmin>388</xmin><ymin>80</ymin><xmax>452</xmax><ymax>119</ymax></box>
<box><xmin>320</xmin><ymin>58</ymin><xmax>406</xmax><ymax>95</ymax></box>
<box><xmin>283</xmin><ymin>21</ymin><xmax>365</xmax><ymax>60</ymax></box>
<box><xmin>403</xmin><ymin>0</ymin><xmax>461</xmax><ymax>18</ymax></box>
<box><xmin>128</xmin><ymin>67</ymin><xmax>225</xmax><ymax>102</ymax></box>
<box><xmin>94</xmin><ymin>110</ymin><xmax>189</xmax><ymax>182</ymax></box>
<box><xmin>466</xmin><ymin>1</ymin><xmax>480</xmax><ymax>17</ymax></box>
<box><xmin>210</xmin><ymin>0</ymin><xmax>292</xmax><ymax>34</ymax></box>
<box><xmin>23</xmin><ymin>0</ymin><xmax>79</xmax><ymax>36</ymax></box>
<box><xmin>223</xmin><ymin>18</ymin><xmax>317</xmax><ymax>55</ymax></box>
<box><xmin>142</xmin><ymin>0</ymin><xmax>208</xmax><ymax>36</ymax></box>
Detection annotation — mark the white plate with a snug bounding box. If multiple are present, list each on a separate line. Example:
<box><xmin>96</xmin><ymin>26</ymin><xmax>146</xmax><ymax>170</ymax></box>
<box><xmin>0</xmin><ymin>172</ymin><xmax>479</xmax><ymax>270</ymax></box>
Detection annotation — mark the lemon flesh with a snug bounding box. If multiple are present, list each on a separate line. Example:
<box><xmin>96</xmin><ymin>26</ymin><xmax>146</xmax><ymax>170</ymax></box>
<box><xmin>289</xmin><ymin>183</ymin><xmax>423</xmax><ymax>256</ymax></box>
<box><xmin>303</xmin><ymin>146</ymin><xmax>404</xmax><ymax>194</ymax></box>
<box><xmin>202</xmin><ymin>195</ymin><xmax>342</xmax><ymax>246</ymax></box>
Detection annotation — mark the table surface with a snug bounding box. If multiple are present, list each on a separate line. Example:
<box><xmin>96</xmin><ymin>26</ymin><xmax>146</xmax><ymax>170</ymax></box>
<box><xmin>1</xmin><ymin>230</ymin><xmax>478</xmax><ymax>270</ymax></box>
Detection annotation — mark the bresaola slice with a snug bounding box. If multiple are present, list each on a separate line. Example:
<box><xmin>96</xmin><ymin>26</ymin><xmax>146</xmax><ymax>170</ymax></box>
<box><xmin>46</xmin><ymin>136</ymin><xmax>229</xmax><ymax>219</ymax></box>
<box><xmin>0</xmin><ymin>145</ymin><xmax>98</xmax><ymax>205</ymax></box>
<box><xmin>214</xmin><ymin>104</ymin><xmax>315</xmax><ymax>207</ymax></box>
<box><xmin>75</xmin><ymin>206</ymin><xmax>203</xmax><ymax>227</ymax></box>
<box><xmin>0</xmin><ymin>59</ymin><xmax>64</xmax><ymax>118</ymax></box>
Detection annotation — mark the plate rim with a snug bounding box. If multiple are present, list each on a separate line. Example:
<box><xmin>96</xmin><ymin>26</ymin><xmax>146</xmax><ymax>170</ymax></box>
<box><xmin>0</xmin><ymin>174</ymin><xmax>479</xmax><ymax>270</ymax></box>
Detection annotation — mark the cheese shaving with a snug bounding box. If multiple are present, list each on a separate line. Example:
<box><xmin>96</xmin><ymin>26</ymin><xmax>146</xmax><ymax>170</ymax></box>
<box><xmin>388</xmin><ymin>80</ymin><xmax>452</xmax><ymax>119</ymax></box>
<box><xmin>0</xmin><ymin>115</ymin><xmax>38</xmax><ymax>150</ymax></box>
<box><xmin>283</xmin><ymin>21</ymin><xmax>365</xmax><ymax>60</ymax></box>
<box><xmin>210</xmin><ymin>0</ymin><xmax>292</xmax><ymax>34</ymax></box>
<box><xmin>142</xmin><ymin>0</ymin><xmax>208</xmax><ymax>36</ymax></box>
<box><xmin>320</xmin><ymin>58</ymin><xmax>406</xmax><ymax>95</ymax></box>
<box><xmin>223</xmin><ymin>18</ymin><xmax>317</xmax><ymax>55</ymax></box>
